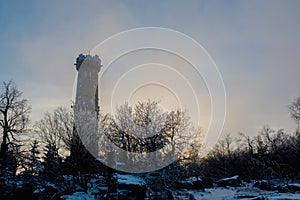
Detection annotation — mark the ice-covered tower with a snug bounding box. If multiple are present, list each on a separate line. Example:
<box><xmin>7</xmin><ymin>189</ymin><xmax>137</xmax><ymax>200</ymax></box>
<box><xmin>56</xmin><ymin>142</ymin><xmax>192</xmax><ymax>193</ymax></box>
<box><xmin>73</xmin><ymin>54</ymin><xmax>102</xmax><ymax>157</ymax></box>
<box><xmin>74</xmin><ymin>54</ymin><xmax>101</xmax><ymax>113</ymax></box>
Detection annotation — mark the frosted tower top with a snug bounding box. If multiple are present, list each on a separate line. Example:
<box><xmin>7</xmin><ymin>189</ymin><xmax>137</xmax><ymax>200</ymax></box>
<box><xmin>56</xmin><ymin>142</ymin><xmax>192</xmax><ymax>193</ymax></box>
<box><xmin>75</xmin><ymin>54</ymin><xmax>102</xmax><ymax>72</ymax></box>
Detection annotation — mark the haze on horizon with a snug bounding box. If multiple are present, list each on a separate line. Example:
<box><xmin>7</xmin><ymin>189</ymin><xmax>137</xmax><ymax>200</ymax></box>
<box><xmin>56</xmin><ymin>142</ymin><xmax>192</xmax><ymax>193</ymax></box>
<box><xmin>0</xmin><ymin>0</ymin><xmax>299</xmax><ymax>140</ymax></box>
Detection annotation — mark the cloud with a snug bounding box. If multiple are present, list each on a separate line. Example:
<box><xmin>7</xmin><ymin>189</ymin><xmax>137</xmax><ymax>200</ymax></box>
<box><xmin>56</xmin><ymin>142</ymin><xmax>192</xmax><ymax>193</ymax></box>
<box><xmin>1</xmin><ymin>0</ymin><xmax>299</xmax><ymax>138</ymax></box>
<box><xmin>18</xmin><ymin>1</ymin><xmax>138</xmax><ymax>121</ymax></box>
<box><xmin>151</xmin><ymin>0</ymin><xmax>300</xmax><ymax>135</ymax></box>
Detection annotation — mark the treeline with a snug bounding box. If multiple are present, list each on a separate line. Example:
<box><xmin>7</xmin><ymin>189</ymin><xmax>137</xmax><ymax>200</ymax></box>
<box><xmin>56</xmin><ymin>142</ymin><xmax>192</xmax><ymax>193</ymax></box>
<box><xmin>194</xmin><ymin>128</ymin><xmax>300</xmax><ymax>181</ymax></box>
<box><xmin>189</xmin><ymin>96</ymin><xmax>300</xmax><ymax>181</ymax></box>
<box><xmin>144</xmin><ymin>98</ymin><xmax>300</xmax><ymax>190</ymax></box>
<box><xmin>0</xmin><ymin>81</ymin><xmax>105</xmax><ymax>199</ymax></box>
<box><xmin>0</xmin><ymin>80</ymin><xmax>300</xmax><ymax>199</ymax></box>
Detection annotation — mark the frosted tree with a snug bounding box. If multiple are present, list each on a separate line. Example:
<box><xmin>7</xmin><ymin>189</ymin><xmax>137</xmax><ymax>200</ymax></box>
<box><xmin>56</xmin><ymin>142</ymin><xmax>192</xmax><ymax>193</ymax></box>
<box><xmin>35</xmin><ymin>107</ymin><xmax>73</xmax><ymax>157</ymax></box>
<box><xmin>289</xmin><ymin>96</ymin><xmax>300</xmax><ymax>129</ymax></box>
<box><xmin>99</xmin><ymin>100</ymin><xmax>196</xmax><ymax>176</ymax></box>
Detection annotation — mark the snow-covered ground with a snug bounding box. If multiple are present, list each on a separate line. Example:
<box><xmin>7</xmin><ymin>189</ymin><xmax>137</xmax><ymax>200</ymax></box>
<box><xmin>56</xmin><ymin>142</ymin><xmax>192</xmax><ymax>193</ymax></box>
<box><xmin>116</xmin><ymin>174</ymin><xmax>146</xmax><ymax>186</ymax></box>
<box><xmin>189</xmin><ymin>186</ymin><xmax>300</xmax><ymax>200</ymax></box>
<box><xmin>59</xmin><ymin>175</ymin><xmax>300</xmax><ymax>200</ymax></box>
<box><xmin>61</xmin><ymin>185</ymin><xmax>300</xmax><ymax>200</ymax></box>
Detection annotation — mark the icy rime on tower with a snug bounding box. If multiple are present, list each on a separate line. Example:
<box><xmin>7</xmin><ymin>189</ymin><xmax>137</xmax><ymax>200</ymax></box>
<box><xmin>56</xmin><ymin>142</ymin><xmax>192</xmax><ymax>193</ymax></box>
<box><xmin>75</xmin><ymin>54</ymin><xmax>101</xmax><ymax>113</ymax></box>
<box><xmin>73</xmin><ymin>54</ymin><xmax>102</xmax><ymax>157</ymax></box>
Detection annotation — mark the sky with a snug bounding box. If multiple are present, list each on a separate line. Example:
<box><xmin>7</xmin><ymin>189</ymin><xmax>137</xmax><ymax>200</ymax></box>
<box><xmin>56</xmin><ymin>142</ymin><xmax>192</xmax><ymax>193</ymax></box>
<box><xmin>0</xmin><ymin>0</ymin><xmax>300</xmax><ymax>140</ymax></box>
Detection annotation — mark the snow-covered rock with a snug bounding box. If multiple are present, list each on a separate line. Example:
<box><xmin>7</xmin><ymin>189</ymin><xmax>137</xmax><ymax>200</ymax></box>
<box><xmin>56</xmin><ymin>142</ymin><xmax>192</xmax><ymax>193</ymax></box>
<box><xmin>253</xmin><ymin>180</ymin><xmax>274</xmax><ymax>191</ymax></box>
<box><xmin>173</xmin><ymin>176</ymin><xmax>205</xmax><ymax>190</ymax></box>
<box><xmin>202</xmin><ymin>177</ymin><xmax>214</xmax><ymax>188</ymax></box>
<box><xmin>216</xmin><ymin>175</ymin><xmax>242</xmax><ymax>187</ymax></box>
<box><xmin>115</xmin><ymin>174</ymin><xmax>147</xmax><ymax>199</ymax></box>
<box><xmin>116</xmin><ymin>174</ymin><xmax>146</xmax><ymax>186</ymax></box>
<box><xmin>277</xmin><ymin>183</ymin><xmax>300</xmax><ymax>193</ymax></box>
<box><xmin>60</xmin><ymin>192</ymin><xmax>95</xmax><ymax>200</ymax></box>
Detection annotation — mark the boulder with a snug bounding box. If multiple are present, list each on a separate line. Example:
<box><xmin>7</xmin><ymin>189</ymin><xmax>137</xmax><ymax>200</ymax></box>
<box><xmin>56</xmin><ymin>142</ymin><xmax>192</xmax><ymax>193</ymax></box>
<box><xmin>202</xmin><ymin>177</ymin><xmax>214</xmax><ymax>188</ymax></box>
<box><xmin>253</xmin><ymin>180</ymin><xmax>273</xmax><ymax>191</ymax></box>
<box><xmin>173</xmin><ymin>177</ymin><xmax>204</xmax><ymax>190</ymax></box>
<box><xmin>277</xmin><ymin>183</ymin><xmax>300</xmax><ymax>193</ymax></box>
<box><xmin>288</xmin><ymin>183</ymin><xmax>300</xmax><ymax>193</ymax></box>
<box><xmin>217</xmin><ymin>175</ymin><xmax>242</xmax><ymax>187</ymax></box>
<box><xmin>14</xmin><ymin>182</ymin><xmax>35</xmax><ymax>200</ymax></box>
<box><xmin>146</xmin><ymin>191</ymin><xmax>174</xmax><ymax>200</ymax></box>
<box><xmin>33</xmin><ymin>183</ymin><xmax>60</xmax><ymax>200</ymax></box>
<box><xmin>116</xmin><ymin>174</ymin><xmax>147</xmax><ymax>200</ymax></box>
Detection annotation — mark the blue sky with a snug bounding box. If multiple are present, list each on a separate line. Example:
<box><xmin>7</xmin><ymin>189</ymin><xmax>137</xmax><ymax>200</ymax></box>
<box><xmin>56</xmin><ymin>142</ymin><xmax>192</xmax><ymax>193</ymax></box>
<box><xmin>0</xmin><ymin>0</ymin><xmax>299</xmax><ymax>138</ymax></box>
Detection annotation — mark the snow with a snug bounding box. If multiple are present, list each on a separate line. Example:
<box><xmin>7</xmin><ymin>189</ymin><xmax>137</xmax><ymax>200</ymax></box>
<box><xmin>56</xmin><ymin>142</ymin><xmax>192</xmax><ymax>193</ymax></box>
<box><xmin>218</xmin><ymin>175</ymin><xmax>239</xmax><ymax>181</ymax></box>
<box><xmin>269</xmin><ymin>195</ymin><xmax>300</xmax><ymax>200</ymax></box>
<box><xmin>192</xmin><ymin>188</ymin><xmax>236</xmax><ymax>200</ymax></box>
<box><xmin>289</xmin><ymin>183</ymin><xmax>300</xmax><ymax>188</ymax></box>
<box><xmin>16</xmin><ymin>181</ymin><xmax>24</xmax><ymax>188</ymax></box>
<box><xmin>56</xmin><ymin>179</ymin><xmax>300</xmax><ymax>200</ymax></box>
<box><xmin>75</xmin><ymin>184</ymin><xmax>84</xmax><ymax>191</ymax></box>
<box><xmin>60</xmin><ymin>192</ymin><xmax>95</xmax><ymax>200</ymax></box>
<box><xmin>185</xmin><ymin>176</ymin><xmax>202</xmax><ymax>182</ymax></box>
<box><xmin>116</xmin><ymin>174</ymin><xmax>146</xmax><ymax>186</ymax></box>
<box><xmin>189</xmin><ymin>184</ymin><xmax>300</xmax><ymax>200</ymax></box>
<box><xmin>33</xmin><ymin>187</ymin><xmax>45</xmax><ymax>194</ymax></box>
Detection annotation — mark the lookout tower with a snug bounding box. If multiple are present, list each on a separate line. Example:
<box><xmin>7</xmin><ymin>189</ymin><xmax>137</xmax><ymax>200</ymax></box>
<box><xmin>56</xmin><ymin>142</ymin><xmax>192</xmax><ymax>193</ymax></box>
<box><xmin>71</xmin><ymin>54</ymin><xmax>102</xmax><ymax>163</ymax></box>
<box><xmin>74</xmin><ymin>54</ymin><xmax>102</xmax><ymax>114</ymax></box>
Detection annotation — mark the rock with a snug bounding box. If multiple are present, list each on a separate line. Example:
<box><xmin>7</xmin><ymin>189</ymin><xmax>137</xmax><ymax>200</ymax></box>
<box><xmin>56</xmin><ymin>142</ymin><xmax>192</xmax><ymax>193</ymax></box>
<box><xmin>277</xmin><ymin>183</ymin><xmax>300</xmax><ymax>193</ymax></box>
<box><xmin>14</xmin><ymin>182</ymin><xmax>35</xmax><ymax>200</ymax></box>
<box><xmin>60</xmin><ymin>192</ymin><xmax>94</xmax><ymax>200</ymax></box>
<box><xmin>253</xmin><ymin>180</ymin><xmax>273</xmax><ymax>191</ymax></box>
<box><xmin>202</xmin><ymin>177</ymin><xmax>214</xmax><ymax>188</ymax></box>
<box><xmin>116</xmin><ymin>174</ymin><xmax>147</xmax><ymax>200</ymax></box>
<box><xmin>189</xmin><ymin>193</ymin><xmax>197</xmax><ymax>200</ymax></box>
<box><xmin>33</xmin><ymin>183</ymin><xmax>60</xmax><ymax>200</ymax></box>
<box><xmin>288</xmin><ymin>183</ymin><xmax>300</xmax><ymax>193</ymax></box>
<box><xmin>147</xmin><ymin>191</ymin><xmax>174</xmax><ymax>200</ymax></box>
<box><xmin>217</xmin><ymin>175</ymin><xmax>242</xmax><ymax>187</ymax></box>
<box><xmin>173</xmin><ymin>177</ymin><xmax>204</xmax><ymax>190</ymax></box>
<box><xmin>236</xmin><ymin>194</ymin><xmax>265</xmax><ymax>199</ymax></box>
<box><xmin>248</xmin><ymin>197</ymin><xmax>266</xmax><ymax>200</ymax></box>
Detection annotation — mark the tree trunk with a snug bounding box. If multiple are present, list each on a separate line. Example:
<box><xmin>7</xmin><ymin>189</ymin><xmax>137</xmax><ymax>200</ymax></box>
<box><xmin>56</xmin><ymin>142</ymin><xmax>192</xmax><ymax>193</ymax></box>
<box><xmin>0</xmin><ymin>129</ymin><xmax>8</xmax><ymax>163</ymax></box>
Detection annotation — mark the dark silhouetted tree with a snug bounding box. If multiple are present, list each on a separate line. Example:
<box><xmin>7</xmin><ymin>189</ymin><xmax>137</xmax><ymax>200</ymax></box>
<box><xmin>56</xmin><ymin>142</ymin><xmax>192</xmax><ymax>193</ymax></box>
<box><xmin>27</xmin><ymin>140</ymin><xmax>42</xmax><ymax>177</ymax></box>
<box><xmin>36</xmin><ymin>107</ymin><xmax>73</xmax><ymax>156</ymax></box>
<box><xmin>42</xmin><ymin>143</ymin><xmax>62</xmax><ymax>182</ymax></box>
<box><xmin>0</xmin><ymin>80</ymin><xmax>31</xmax><ymax>169</ymax></box>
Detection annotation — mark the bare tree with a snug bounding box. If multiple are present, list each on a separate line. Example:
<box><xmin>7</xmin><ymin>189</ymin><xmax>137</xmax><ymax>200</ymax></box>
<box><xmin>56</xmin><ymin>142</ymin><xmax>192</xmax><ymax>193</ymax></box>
<box><xmin>98</xmin><ymin>100</ymin><xmax>198</xmax><ymax>189</ymax></box>
<box><xmin>289</xmin><ymin>96</ymin><xmax>300</xmax><ymax>129</ymax></box>
<box><xmin>100</xmin><ymin>101</ymin><xmax>194</xmax><ymax>165</ymax></box>
<box><xmin>99</xmin><ymin>101</ymin><xmax>199</xmax><ymax>194</ymax></box>
<box><xmin>35</xmin><ymin>107</ymin><xmax>73</xmax><ymax>156</ymax></box>
<box><xmin>0</xmin><ymin>80</ymin><xmax>31</xmax><ymax>165</ymax></box>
